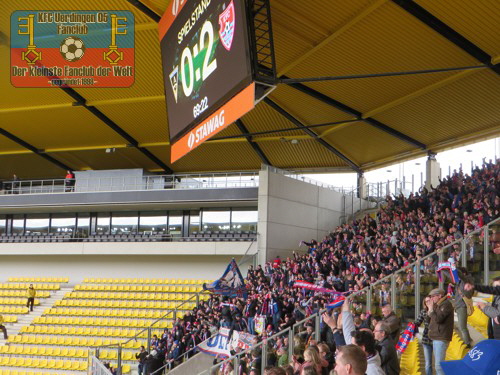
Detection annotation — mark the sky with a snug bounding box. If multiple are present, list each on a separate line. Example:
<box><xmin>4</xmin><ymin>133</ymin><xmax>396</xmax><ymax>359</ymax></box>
<box><xmin>303</xmin><ymin>137</ymin><xmax>500</xmax><ymax>192</ymax></box>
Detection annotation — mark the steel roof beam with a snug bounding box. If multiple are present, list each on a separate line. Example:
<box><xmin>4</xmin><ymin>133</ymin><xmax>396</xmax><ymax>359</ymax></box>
<box><xmin>393</xmin><ymin>0</ymin><xmax>500</xmax><ymax>75</ymax></box>
<box><xmin>235</xmin><ymin>119</ymin><xmax>272</xmax><ymax>165</ymax></box>
<box><xmin>263</xmin><ymin>98</ymin><xmax>362</xmax><ymax>173</ymax></box>
<box><xmin>284</xmin><ymin>78</ymin><xmax>427</xmax><ymax>150</ymax></box>
<box><xmin>125</xmin><ymin>0</ymin><xmax>161</xmax><ymax>22</ymax></box>
<box><xmin>60</xmin><ymin>87</ymin><xmax>173</xmax><ymax>173</ymax></box>
<box><xmin>0</xmin><ymin>128</ymin><xmax>72</xmax><ymax>171</ymax></box>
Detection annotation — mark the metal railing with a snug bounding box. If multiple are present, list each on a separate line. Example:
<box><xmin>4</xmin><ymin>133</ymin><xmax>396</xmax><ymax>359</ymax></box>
<box><xmin>198</xmin><ymin>216</ymin><xmax>500</xmax><ymax>374</ymax></box>
<box><xmin>89</xmin><ymin>355</ymin><xmax>114</xmax><ymax>375</ymax></box>
<box><xmin>1</xmin><ymin>172</ymin><xmax>259</xmax><ymax>195</ymax></box>
<box><xmin>87</xmin><ymin>288</ymin><xmax>212</xmax><ymax>375</ymax></box>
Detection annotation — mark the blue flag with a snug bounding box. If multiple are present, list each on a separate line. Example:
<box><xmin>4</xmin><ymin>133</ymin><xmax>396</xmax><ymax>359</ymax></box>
<box><xmin>203</xmin><ymin>259</ymin><xmax>247</xmax><ymax>298</ymax></box>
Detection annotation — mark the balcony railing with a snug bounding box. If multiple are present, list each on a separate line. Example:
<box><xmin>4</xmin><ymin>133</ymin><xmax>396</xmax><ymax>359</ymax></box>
<box><xmin>0</xmin><ymin>172</ymin><xmax>259</xmax><ymax>195</ymax></box>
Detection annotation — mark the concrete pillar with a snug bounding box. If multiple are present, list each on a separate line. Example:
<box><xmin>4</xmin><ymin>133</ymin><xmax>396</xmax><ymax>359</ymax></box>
<box><xmin>357</xmin><ymin>173</ymin><xmax>367</xmax><ymax>199</ymax></box>
<box><xmin>425</xmin><ymin>152</ymin><xmax>440</xmax><ymax>190</ymax></box>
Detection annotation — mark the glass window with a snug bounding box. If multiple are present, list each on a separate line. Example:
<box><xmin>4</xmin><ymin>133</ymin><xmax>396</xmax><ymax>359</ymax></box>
<box><xmin>0</xmin><ymin>215</ymin><xmax>6</xmax><ymax>235</ymax></box>
<box><xmin>12</xmin><ymin>214</ymin><xmax>25</xmax><ymax>235</ymax></box>
<box><xmin>139</xmin><ymin>211</ymin><xmax>167</xmax><ymax>234</ymax></box>
<box><xmin>189</xmin><ymin>210</ymin><xmax>200</xmax><ymax>235</ymax></box>
<box><xmin>50</xmin><ymin>214</ymin><xmax>76</xmax><ymax>234</ymax></box>
<box><xmin>231</xmin><ymin>208</ymin><xmax>258</xmax><ymax>232</ymax></box>
<box><xmin>25</xmin><ymin>214</ymin><xmax>50</xmax><ymax>235</ymax></box>
<box><xmin>96</xmin><ymin>212</ymin><xmax>111</xmax><ymax>234</ymax></box>
<box><xmin>202</xmin><ymin>209</ymin><xmax>230</xmax><ymax>231</ymax></box>
<box><xmin>168</xmin><ymin>211</ymin><xmax>183</xmax><ymax>237</ymax></box>
<box><xmin>111</xmin><ymin>212</ymin><xmax>138</xmax><ymax>234</ymax></box>
<box><xmin>76</xmin><ymin>213</ymin><xmax>90</xmax><ymax>238</ymax></box>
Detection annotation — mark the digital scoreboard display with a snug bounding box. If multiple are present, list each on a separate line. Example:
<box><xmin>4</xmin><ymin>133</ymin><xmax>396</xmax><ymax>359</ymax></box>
<box><xmin>159</xmin><ymin>0</ymin><xmax>255</xmax><ymax>162</ymax></box>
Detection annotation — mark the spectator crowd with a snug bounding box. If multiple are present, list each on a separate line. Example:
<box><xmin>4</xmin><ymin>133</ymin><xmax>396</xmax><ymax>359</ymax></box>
<box><xmin>135</xmin><ymin>160</ymin><xmax>499</xmax><ymax>375</ymax></box>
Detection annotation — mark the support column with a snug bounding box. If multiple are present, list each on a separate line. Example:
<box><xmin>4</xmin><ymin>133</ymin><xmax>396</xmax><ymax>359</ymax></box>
<box><xmin>357</xmin><ymin>173</ymin><xmax>367</xmax><ymax>199</ymax></box>
<box><xmin>425</xmin><ymin>152</ymin><xmax>440</xmax><ymax>190</ymax></box>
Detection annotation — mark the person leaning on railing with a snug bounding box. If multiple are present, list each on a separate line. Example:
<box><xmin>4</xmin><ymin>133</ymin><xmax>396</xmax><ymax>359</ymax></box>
<box><xmin>464</xmin><ymin>277</ymin><xmax>500</xmax><ymax>340</ymax></box>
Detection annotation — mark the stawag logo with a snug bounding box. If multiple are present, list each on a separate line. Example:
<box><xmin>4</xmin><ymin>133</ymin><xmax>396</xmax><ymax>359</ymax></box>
<box><xmin>186</xmin><ymin>110</ymin><xmax>226</xmax><ymax>150</ymax></box>
<box><xmin>468</xmin><ymin>347</ymin><xmax>483</xmax><ymax>361</ymax></box>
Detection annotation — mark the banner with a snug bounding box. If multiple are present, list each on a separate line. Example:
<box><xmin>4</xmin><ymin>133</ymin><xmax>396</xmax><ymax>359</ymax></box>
<box><xmin>198</xmin><ymin>328</ymin><xmax>255</xmax><ymax>358</ymax></box>
<box><xmin>203</xmin><ymin>259</ymin><xmax>247</xmax><ymax>298</ymax></box>
<box><xmin>293</xmin><ymin>280</ymin><xmax>343</xmax><ymax>295</ymax></box>
<box><xmin>436</xmin><ymin>258</ymin><xmax>460</xmax><ymax>284</ymax></box>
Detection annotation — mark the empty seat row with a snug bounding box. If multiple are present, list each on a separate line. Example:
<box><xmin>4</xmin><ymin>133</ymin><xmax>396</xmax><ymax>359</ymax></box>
<box><xmin>0</xmin><ymin>291</ymin><xmax>50</xmax><ymax>298</ymax></box>
<box><xmin>55</xmin><ymin>299</ymin><xmax>196</xmax><ymax>309</ymax></box>
<box><xmin>20</xmin><ymin>325</ymin><xmax>167</xmax><ymax>338</ymax></box>
<box><xmin>0</xmin><ymin>235</ymin><xmax>72</xmax><ymax>243</ymax></box>
<box><xmin>0</xmin><ymin>345</ymin><xmax>138</xmax><ymax>363</ymax></box>
<box><xmin>8</xmin><ymin>277</ymin><xmax>69</xmax><ymax>283</ymax></box>
<box><xmin>0</xmin><ymin>371</ymin><xmax>99</xmax><ymax>375</ymax></box>
<box><xmin>0</xmin><ymin>298</ymin><xmax>40</xmax><ymax>306</ymax></box>
<box><xmin>0</xmin><ymin>345</ymin><xmax>87</xmax><ymax>357</ymax></box>
<box><xmin>85</xmin><ymin>234</ymin><xmax>172</xmax><ymax>242</ymax></box>
<box><xmin>66</xmin><ymin>291</ymin><xmax>201</xmax><ymax>300</ymax></box>
<box><xmin>83</xmin><ymin>277</ymin><xmax>208</xmax><ymax>284</ymax></box>
<box><xmin>45</xmin><ymin>307</ymin><xmax>174</xmax><ymax>318</ymax></box>
<box><xmin>0</xmin><ymin>307</ymin><xmax>29</xmax><ymax>314</ymax></box>
<box><xmin>75</xmin><ymin>284</ymin><xmax>206</xmax><ymax>292</ymax></box>
<box><xmin>0</xmin><ymin>283</ymin><xmax>59</xmax><ymax>290</ymax></box>
<box><xmin>33</xmin><ymin>316</ymin><xmax>169</xmax><ymax>328</ymax></box>
<box><xmin>0</xmin><ymin>315</ymin><xmax>17</xmax><ymax>323</ymax></box>
<box><xmin>8</xmin><ymin>334</ymin><xmax>145</xmax><ymax>349</ymax></box>
<box><xmin>0</xmin><ymin>357</ymin><xmax>88</xmax><ymax>371</ymax></box>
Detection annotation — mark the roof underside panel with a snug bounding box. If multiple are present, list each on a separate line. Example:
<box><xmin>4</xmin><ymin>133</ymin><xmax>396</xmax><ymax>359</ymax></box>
<box><xmin>151</xmin><ymin>143</ymin><xmax>263</xmax><ymax>172</ymax></box>
<box><xmin>257</xmin><ymin>138</ymin><xmax>346</xmax><ymax>170</ymax></box>
<box><xmin>373</xmin><ymin>69</ymin><xmax>500</xmax><ymax>147</ymax></box>
<box><xmin>415</xmin><ymin>0</ymin><xmax>500</xmax><ymax>58</ymax></box>
<box><xmin>0</xmin><ymin>0</ymin><xmax>499</xmax><ymax>178</ymax></box>
<box><xmin>321</xmin><ymin>121</ymin><xmax>415</xmax><ymax>166</ymax></box>
<box><xmin>0</xmin><ymin>154</ymin><xmax>68</xmax><ymax>178</ymax></box>
<box><xmin>0</xmin><ymin>107</ymin><xmax>127</xmax><ymax>150</ymax></box>
<box><xmin>97</xmin><ymin>100</ymin><xmax>169</xmax><ymax>144</ymax></box>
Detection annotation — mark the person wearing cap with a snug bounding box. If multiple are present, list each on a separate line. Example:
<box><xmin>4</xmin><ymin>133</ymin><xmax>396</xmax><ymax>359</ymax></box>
<box><xmin>440</xmin><ymin>339</ymin><xmax>500</xmax><ymax>375</ymax></box>
<box><xmin>426</xmin><ymin>288</ymin><xmax>454</xmax><ymax>375</ymax></box>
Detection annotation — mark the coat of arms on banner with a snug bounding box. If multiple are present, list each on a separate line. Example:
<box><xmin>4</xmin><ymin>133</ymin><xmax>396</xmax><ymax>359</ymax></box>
<box><xmin>219</xmin><ymin>0</ymin><xmax>235</xmax><ymax>51</ymax></box>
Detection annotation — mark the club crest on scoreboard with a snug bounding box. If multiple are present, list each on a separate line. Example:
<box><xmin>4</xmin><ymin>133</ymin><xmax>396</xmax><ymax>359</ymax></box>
<box><xmin>219</xmin><ymin>0</ymin><xmax>235</xmax><ymax>51</ymax></box>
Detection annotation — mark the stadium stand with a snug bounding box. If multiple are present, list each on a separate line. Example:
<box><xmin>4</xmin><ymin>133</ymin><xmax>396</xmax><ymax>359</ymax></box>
<box><xmin>167</xmin><ymin>161</ymin><xmax>499</xmax><ymax>374</ymax></box>
<box><xmin>0</xmin><ymin>162</ymin><xmax>497</xmax><ymax>375</ymax></box>
<box><xmin>0</xmin><ymin>278</ymin><xmax>210</xmax><ymax>375</ymax></box>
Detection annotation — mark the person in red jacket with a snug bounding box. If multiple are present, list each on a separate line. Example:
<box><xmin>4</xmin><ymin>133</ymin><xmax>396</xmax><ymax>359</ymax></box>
<box><xmin>65</xmin><ymin>170</ymin><xmax>75</xmax><ymax>192</ymax></box>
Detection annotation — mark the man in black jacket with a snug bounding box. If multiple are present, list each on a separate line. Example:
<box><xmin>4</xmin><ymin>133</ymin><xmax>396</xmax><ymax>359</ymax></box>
<box><xmin>374</xmin><ymin>322</ymin><xmax>400</xmax><ymax>375</ymax></box>
<box><xmin>135</xmin><ymin>346</ymin><xmax>148</xmax><ymax>375</ymax></box>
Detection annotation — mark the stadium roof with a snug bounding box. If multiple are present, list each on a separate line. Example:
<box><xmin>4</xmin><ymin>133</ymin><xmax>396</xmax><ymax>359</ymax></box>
<box><xmin>1</xmin><ymin>0</ymin><xmax>500</xmax><ymax>179</ymax></box>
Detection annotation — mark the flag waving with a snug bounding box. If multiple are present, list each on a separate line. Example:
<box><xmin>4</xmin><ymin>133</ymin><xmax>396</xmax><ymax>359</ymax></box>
<box><xmin>203</xmin><ymin>259</ymin><xmax>247</xmax><ymax>298</ymax></box>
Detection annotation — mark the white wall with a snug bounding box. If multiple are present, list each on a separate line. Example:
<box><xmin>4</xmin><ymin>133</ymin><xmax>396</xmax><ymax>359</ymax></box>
<box><xmin>0</xmin><ymin>241</ymin><xmax>256</xmax><ymax>256</ymax></box>
<box><xmin>0</xmin><ymin>241</ymin><xmax>257</xmax><ymax>283</ymax></box>
<box><xmin>257</xmin><ymin>169</ymin><xmax>347</xmax><ymax>264</ymax></box>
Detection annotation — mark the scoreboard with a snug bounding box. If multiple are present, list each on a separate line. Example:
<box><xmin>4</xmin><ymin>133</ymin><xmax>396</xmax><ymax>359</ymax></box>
<box><xmin>159</xmin><ymin>0</ymin><xmax>255</xmax><ymax>162</ymax></box>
